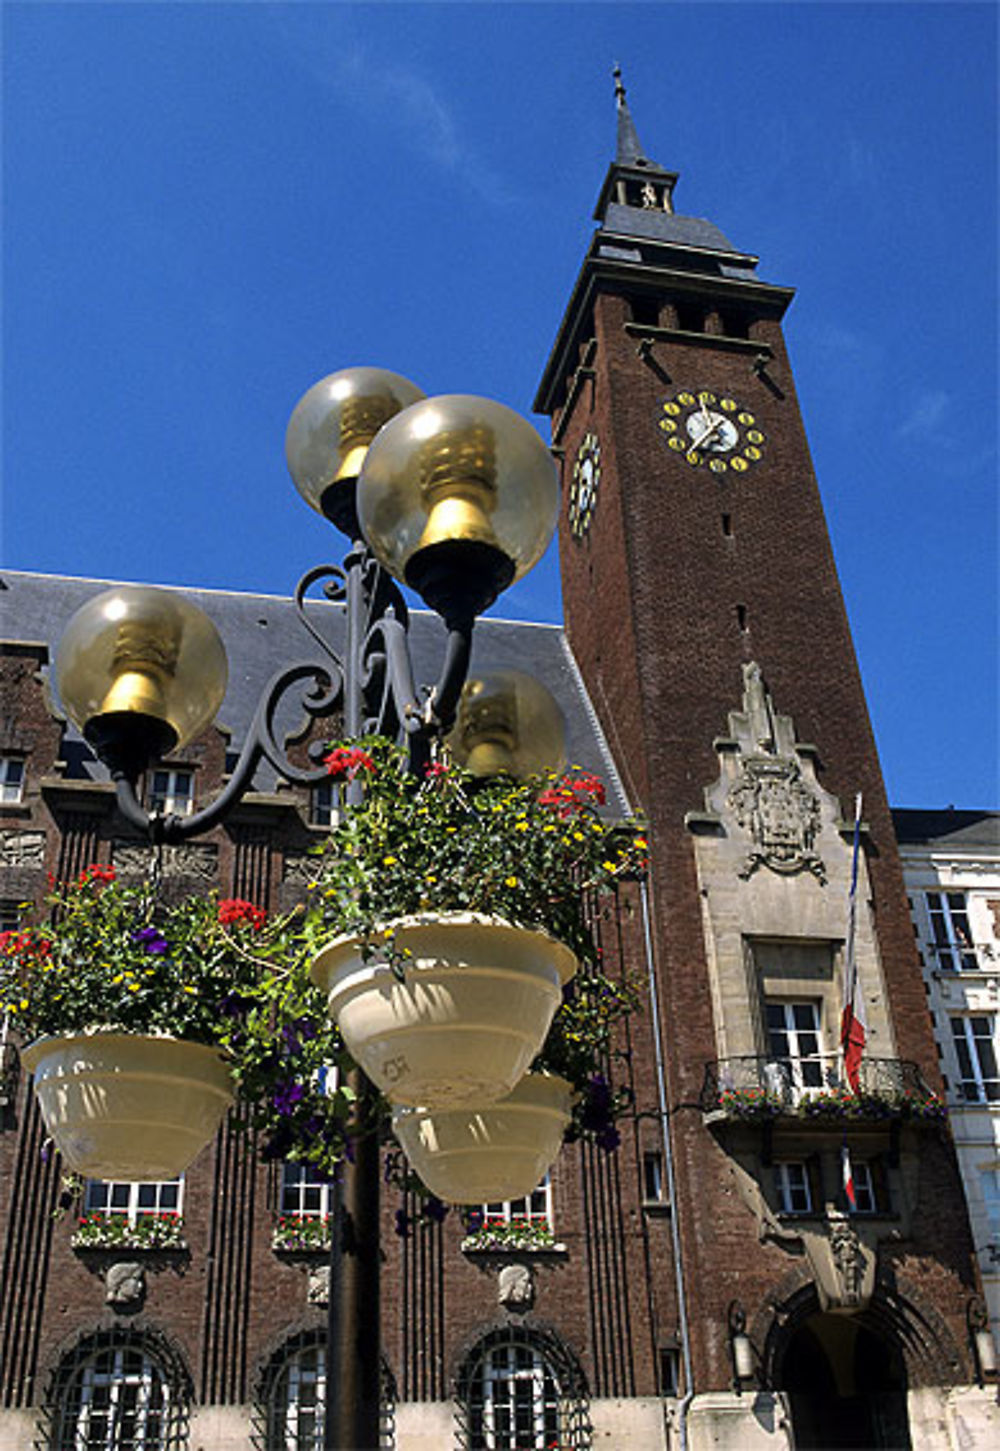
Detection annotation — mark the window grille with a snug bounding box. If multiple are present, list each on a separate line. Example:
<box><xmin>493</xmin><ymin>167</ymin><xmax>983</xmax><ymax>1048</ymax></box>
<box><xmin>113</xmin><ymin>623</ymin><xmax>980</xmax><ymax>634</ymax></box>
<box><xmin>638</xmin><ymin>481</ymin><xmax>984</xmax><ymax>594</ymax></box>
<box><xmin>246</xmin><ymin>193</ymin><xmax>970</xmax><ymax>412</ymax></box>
<box><xmin>252</xmin><ymin>1332</ymin><xmax>395</xmax><ymax>1450</ymax></box>
<box><xmin>456</xmin><ymin>1326</ymin><xmax>590</xmax><ymax>1451</ymax></box>
<box><xmin>42</xmin><ymin>1329</ymin><xmax>190</xmax><ymax>1450</ymax></box>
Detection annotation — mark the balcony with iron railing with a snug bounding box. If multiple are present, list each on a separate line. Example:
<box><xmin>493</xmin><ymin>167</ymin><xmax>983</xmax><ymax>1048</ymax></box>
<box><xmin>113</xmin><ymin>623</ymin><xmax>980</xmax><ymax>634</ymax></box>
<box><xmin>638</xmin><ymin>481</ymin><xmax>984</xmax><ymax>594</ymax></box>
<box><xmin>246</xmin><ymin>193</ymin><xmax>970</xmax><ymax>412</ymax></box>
<box><xmin>701</xmin><ymin>1053</ymin><xmax>946</xmax><ymax>1125</ymax></box>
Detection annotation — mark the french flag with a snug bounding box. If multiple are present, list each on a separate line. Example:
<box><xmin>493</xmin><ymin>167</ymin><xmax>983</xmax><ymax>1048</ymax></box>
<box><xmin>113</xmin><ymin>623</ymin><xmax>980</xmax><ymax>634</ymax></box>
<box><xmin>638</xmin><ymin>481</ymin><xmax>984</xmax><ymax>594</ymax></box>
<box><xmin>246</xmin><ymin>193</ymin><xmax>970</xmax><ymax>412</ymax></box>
<box><xmin>840</xmin><ymin>794</ymin><xmax>867</xmax><ymax>1094</ymax></box>
<box><xmin>841</xmin><ymin>1139</ymin><xmax>857</xmax><ymax>1213</ymax></box>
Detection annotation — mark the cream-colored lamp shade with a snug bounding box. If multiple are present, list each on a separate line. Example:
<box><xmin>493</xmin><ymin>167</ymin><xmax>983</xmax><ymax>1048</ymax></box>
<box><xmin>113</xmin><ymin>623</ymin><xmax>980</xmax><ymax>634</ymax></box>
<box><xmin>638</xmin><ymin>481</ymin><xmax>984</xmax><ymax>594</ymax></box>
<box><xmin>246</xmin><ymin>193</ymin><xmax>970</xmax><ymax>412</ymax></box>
<box><xmin>447</xmin><ymin>670</ymin><xmax>567</xmax><ymax>779</ymax></box>
<box><xmin>285</xmin><ymin>367</ymin><xmax>425</xmax><ymax>519</ymax></box>
<box><xmin>55</xmin><ymin>586</ymin><xmax>228</xmax><ymax>754</ymax></box>
<box><xmin>356</xmin><ymin>395</ymin><xmax>558</xmax><ymax>615</ymax></box>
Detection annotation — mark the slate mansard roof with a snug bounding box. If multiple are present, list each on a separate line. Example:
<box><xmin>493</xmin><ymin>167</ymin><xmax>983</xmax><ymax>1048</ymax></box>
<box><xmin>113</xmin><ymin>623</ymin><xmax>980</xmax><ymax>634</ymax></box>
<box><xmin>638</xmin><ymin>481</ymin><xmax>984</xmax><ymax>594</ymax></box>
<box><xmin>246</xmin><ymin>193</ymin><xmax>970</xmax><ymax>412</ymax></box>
<box><xmin>0</xmin><ymin>568</ymin><xmax>629</xmax><ymax>811</ymax></box>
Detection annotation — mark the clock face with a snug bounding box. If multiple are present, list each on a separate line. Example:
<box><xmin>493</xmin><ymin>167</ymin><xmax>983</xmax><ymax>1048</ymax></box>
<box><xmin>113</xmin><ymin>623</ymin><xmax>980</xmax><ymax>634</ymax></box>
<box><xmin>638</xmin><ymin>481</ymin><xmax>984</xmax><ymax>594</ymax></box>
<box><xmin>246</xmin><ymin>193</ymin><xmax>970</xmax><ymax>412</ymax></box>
<box><xmin>657</xmin><ymin>390</ymin><xmax>766</xmax><ymax>474</ymax></box>
<box><xmin>569</xmin><ymin>432</ymin><xmax>601</xmax><ymax>538</ymax></box>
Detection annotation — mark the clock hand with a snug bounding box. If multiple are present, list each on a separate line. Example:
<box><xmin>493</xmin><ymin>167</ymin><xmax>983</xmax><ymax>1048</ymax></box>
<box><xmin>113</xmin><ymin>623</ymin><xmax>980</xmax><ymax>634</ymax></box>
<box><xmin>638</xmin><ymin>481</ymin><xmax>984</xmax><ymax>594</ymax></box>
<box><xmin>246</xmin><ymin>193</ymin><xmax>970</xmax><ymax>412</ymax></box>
<box><xmin>692</xmin><ymin>412</ymin><xmax>724</xmax><ymax>451</ymax></box>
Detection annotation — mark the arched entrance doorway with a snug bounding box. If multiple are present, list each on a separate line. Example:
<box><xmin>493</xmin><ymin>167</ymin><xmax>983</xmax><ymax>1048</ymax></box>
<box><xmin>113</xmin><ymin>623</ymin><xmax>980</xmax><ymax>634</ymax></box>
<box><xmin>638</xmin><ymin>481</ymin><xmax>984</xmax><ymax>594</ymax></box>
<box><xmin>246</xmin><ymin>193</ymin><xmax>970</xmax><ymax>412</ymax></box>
<box><xmin>779</xmin><ymin>1313</ymin><xmax>911</xmax><ymax>1449</ymax></box>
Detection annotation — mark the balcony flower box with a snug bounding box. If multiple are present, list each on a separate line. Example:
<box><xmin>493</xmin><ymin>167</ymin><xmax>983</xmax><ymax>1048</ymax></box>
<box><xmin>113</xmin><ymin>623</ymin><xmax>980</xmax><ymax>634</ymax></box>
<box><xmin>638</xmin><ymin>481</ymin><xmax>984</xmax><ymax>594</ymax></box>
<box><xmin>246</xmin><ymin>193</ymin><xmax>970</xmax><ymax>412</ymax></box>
<box><xmin>271</xmin><ymin>1214</ymin><xmax>333</xmax><ymax>1254</ymax></box>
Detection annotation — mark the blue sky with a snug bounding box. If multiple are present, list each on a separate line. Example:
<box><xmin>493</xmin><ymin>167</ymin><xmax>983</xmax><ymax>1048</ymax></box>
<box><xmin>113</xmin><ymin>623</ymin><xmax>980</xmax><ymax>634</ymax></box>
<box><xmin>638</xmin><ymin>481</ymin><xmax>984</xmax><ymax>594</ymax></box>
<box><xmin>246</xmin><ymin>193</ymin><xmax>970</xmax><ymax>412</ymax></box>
<box><xmin>2</xmin><ymin>1</ymin><xmax>997</xmax><ymax>809</ymax></box>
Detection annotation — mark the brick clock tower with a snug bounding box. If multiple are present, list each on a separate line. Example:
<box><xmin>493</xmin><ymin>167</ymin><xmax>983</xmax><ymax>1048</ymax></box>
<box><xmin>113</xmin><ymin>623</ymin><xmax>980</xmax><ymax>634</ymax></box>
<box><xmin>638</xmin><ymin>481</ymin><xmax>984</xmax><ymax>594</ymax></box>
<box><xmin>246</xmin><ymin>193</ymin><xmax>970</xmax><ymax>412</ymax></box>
<box><xmin>535</xmin><ymin>74</ymin><xmax>993</xmax><ymax>1448</ymax></box>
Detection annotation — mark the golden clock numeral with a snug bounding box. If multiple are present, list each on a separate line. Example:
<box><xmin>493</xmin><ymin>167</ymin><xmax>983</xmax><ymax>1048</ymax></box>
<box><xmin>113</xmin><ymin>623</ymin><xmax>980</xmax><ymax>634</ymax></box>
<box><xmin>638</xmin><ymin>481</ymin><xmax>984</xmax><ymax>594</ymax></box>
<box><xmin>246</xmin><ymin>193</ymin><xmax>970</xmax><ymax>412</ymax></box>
<box><xmin>698</xmin><ymin>390</ymin><xmax>717</xmax><ymax>404</ymax></box>
<box><xmin>730</xmin><ymin>456</ymin><xmax>748</xmax><ymax>472</ymax></box>
<box><xmin>709</xmin><ymin>459</ymin><xmax>727</xmax><ymax>474</ymax></box>
<box><xmin>659</xmin><ymin>418</ymin><xmax>676</xmax><ymax>433</ymax></box>
<box><xmin>720</xmin><ymin>398</ymin><xmax>738</xmax><ymax>412</ymax></box>
<box><xmin>738</xmin><ymin>412</ymin><xmax>755</xmax><ymax>426</ymax></box>
<box><xmin>678</xmin><ymin>391</ymin><xmax>695</xmax><ymax>406</ymax></box>
<box><xmin>662</xmin><ymin>401</ymin><xmax>681</xmax><ymax>416</ymax></box>
<box><xmin>686</xmin><ymin>450</ymin><xmax>701</xmax><ymax>466</ymax></box>
<box><xmin>747</xmin><ymin>429</ymin><xmax>764</xmax><ymax>444</ymax></box>
<box><xmin>668</xmin><ymin>437</ymin><xmax>686</xmax><ymax>452</ymax></box>
<box><xmin>744</xmin><ymin>445</ymin><xmax>761</xmax><ymax>461</ymax></box>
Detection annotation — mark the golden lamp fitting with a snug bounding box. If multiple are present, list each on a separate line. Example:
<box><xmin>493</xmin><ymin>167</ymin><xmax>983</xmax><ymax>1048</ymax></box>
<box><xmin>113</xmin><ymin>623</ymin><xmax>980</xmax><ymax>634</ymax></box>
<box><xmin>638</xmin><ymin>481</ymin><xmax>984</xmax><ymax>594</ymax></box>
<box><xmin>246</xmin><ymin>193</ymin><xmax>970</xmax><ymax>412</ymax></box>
<box><xmin>456</xmin><ymin>679</ymin><xmax>518</xmax><ymax>776</ymax></box>
<box><xmin>97</xmin><ymin>622</ymin><xmax>181</xmax><ymax>723</ymax></box>
<box><xmin>332</xmin><ymin>395</ymin><xmax>400</xmax><ymax>483</ymax></box>
<box><xmin>415</xmin><ymin>424</ymin><xmax>501</xmax><ymax>553</ymax></box>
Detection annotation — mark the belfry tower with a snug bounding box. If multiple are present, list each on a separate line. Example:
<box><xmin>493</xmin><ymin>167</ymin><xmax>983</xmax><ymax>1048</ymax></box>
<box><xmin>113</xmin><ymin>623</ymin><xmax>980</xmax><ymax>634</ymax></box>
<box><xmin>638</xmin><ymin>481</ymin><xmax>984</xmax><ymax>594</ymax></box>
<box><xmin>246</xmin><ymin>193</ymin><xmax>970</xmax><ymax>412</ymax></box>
<box><xmin>534</xmin><ymin>72</ymin><xmax>991</xmax><ymax>1448</ymax></box>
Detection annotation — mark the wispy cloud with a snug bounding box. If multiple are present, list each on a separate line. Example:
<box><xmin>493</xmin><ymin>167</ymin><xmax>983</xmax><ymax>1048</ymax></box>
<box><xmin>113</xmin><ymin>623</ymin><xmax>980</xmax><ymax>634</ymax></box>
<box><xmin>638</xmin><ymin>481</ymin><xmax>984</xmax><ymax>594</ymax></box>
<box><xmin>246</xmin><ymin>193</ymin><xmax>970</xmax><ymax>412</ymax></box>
<box><xmin>265</xmin><ymin>9</ymin><xmax>517</xmax><ymax>207</ymax></box>
<box><xmin>894</xmin><ymin>389</ymin><xmax>950</xmax><ymax>441</ymax></box>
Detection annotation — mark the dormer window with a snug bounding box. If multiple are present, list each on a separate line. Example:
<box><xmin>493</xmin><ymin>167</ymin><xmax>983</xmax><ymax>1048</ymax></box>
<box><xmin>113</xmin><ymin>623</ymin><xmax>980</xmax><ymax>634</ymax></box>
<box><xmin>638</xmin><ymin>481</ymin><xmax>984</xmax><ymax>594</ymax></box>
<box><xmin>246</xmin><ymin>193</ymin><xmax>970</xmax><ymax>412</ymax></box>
<box><xmin>148</xmin><ymin>767</ymin><xmax>194</xmax><ymax>817</ymax></box>
<box><xmin>0</xmin><ymin>756</ymin><xmax>25</xmax><ymax>805</ymax></box>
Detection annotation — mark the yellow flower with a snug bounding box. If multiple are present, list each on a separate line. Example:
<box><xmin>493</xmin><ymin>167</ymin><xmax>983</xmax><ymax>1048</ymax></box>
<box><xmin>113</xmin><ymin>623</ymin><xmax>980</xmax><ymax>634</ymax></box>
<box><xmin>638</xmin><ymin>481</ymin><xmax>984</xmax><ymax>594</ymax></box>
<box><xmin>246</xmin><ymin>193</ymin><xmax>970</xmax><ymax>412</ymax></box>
<box><xmin>112</xmin><ymin>973</ymin><xmax>124</xmax><ymax>985</ymax></box>
<box><xmin>383</xmin><ymin>856</ymin><xmax>398</xmax><ymax>866</ymax></box>
<box><xmin>602</xmin><ymin>861</ymin><xmax>617</xmax><ymax>872</ymax></box>
<box><xmin>515</xmin><ymin>821</ymin><xmax>529</xmax><ymax>832</ymax></box>
<box><xmin>183</xmin><ymin>986</ymin><xmax>197</xmax><ymax>995</ymax></box>
<box><xmin>572</xmin><ymin>831</ymin><xmax>584</xmax><ymax>842</ymax></box>
<box><xmin>424</xmin><ymin>873</ymin><xmax>437</xmax><ymax>883</ymax></box>
<box><xmin>19</xmin><ymin>998</ymin><xmax>28</xmax><ymax>1010</ymax></box>
<box><xmin>634</xmin><ymin>837</ymin><xmax>648</xmax><ymax>849</ymax></box>
<box><xmin>505</xmin><ymin>876</ymin><xmax>519</xmax><ymax>888</ymax></box>
<box><xmin>543</xmin><ymin>824</ymin><xmax>556</xmax><ymax>833</ymax></box>
<box><xmin>128</xmin><ymin>983</ymin><xmax>141</xmax><ymax>993</ymax></box>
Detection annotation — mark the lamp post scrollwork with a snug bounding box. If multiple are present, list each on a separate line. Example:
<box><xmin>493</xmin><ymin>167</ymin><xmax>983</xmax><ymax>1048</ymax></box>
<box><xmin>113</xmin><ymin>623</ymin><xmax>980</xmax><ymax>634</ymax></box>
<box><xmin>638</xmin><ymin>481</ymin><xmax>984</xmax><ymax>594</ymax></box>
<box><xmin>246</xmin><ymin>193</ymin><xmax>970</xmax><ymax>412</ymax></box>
<box><xmin>49</xmin><ymin>366</ymin><xmax>562</xmax><ymax>1450</ymax></box>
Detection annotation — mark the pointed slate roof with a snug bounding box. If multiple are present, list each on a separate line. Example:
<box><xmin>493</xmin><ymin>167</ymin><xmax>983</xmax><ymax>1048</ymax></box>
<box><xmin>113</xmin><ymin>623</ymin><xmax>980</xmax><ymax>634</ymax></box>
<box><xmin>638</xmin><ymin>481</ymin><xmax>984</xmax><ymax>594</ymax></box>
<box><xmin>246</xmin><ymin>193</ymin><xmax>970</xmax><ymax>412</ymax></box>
<box><xmin>613</xmin><ymin>65</ymin><xmax>650</xmax><ymax>168</ymax></box>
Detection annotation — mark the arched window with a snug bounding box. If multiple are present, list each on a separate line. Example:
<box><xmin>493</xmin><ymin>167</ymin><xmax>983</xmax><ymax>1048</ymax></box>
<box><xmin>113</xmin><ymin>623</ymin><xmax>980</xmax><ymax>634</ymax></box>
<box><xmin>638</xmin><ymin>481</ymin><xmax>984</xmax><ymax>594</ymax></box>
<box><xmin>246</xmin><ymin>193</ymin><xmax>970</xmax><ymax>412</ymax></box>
<box><xmin>45</xmin><ymin>1329</ymin><xmax>190</xmax><ymax>1450</ymax></box>
<box><xmin>255</xmin><ymin>1332</ymin><xmax>396</xmax><ymax>1449</ymax></box>
<box><xmin>457</xmin><ymin>1327</ymin><xmax>590</xmax><ymax>1451</ymax></box>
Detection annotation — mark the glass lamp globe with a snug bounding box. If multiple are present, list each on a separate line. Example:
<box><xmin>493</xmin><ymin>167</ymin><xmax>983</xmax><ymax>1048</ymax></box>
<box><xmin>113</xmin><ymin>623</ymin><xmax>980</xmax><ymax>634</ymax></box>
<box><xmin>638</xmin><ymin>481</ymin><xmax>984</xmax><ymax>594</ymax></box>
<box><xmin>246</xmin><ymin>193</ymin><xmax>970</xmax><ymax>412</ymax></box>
<box><xmin>447</xmin><ymin>670</ymin><xmax>567</xmax><ymax>779</ymax></box>
<box><xmin>285</xmin><ymin>367</ymin><xmax>425</xmax><ymax>534</ymax></box>
<box><xmin>356</xmin><ymin>395</ymin><xmax>558</xmax><ymax>622</ymax></box>
<box><xmin>55</xmin><ymin>587</ymin><xmax>228</xmax><ymax>764</ymax></box>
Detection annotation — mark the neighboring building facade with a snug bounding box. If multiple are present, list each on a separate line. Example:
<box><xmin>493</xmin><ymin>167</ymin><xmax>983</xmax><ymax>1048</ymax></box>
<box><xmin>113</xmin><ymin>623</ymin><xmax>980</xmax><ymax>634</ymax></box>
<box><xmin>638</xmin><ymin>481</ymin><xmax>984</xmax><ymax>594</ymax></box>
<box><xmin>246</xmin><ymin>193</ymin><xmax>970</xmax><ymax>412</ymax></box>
<box><xmin>1</xmin><ymin>84</ymin><xmax>997</xmax><ymax>1451</ymax></box>
<box><xmin>894</xmin><ymin>809</ymin><xmax>1000</xmax><ymax>1352</ymax></box>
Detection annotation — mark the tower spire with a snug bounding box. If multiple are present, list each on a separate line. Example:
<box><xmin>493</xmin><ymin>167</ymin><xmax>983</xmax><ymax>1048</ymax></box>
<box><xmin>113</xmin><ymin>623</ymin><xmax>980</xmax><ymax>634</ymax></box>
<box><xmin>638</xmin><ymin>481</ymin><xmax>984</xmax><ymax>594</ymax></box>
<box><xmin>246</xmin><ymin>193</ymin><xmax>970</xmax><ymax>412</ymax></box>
<box><xmin>613</xmin><ymin>64</ymin><xmax>648</xmax><ymax>166</ymax></box>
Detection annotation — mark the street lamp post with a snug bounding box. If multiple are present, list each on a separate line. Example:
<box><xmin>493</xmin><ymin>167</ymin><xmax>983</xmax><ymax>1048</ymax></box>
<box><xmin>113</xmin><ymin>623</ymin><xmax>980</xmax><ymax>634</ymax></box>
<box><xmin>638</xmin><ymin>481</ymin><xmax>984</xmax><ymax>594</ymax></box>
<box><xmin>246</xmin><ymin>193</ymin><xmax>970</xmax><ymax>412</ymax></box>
<box><xmin>52</xmin><ymin>367</ymin><xmax>560</xmax><ymax>1450</ymax></box>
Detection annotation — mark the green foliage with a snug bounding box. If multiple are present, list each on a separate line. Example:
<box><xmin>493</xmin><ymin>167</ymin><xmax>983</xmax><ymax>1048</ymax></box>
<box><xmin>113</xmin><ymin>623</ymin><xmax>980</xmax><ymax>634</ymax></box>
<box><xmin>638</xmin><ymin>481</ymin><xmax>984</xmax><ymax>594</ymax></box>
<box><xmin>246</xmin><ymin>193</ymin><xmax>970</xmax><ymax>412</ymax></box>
<box><xmin>0</xmin><ymin>867</ymin><xmax>358</xmax><ymax>1177</ymax></box>
<box><xmin>304</xmin><ymin>737</ymin><xmax>648</xmax><ymax>972</ymax></box>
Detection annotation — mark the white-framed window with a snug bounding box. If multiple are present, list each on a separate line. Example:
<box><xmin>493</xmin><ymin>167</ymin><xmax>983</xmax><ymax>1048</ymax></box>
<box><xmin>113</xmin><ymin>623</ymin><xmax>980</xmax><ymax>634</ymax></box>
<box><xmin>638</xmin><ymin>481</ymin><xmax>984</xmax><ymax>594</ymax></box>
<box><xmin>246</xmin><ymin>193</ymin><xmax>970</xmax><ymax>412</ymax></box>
<box><xmin>0</xmin><ymin>756</ymin><xmax>25</xmax><ymax>805</ymax></box>
<box><xmin>148</xmin><ymin>767</ymin><xmax>194</xmax><ymax>817</ymax></box>
<box><xmin>765</xmin><ymin>1001</ymin><xmax>825</xmax><ymax>1094</ymax></box>
<box><xmin>774</xmin><ymin>1161</ymin><xmax>812</xmax><ymax>1214</ymax></box>
<box><xmin>926</xmin><ymin>891</ymin><xmax>978</xmax><ymax>970</ymax></box>
<box><xmin>310</xmin><ymin>781</ymin><xmax>341</xmax><ymax>829</ymax></box>
<box><xmin>950</xmin><ymin>1015</ymin><xmax>1000</xmax><ymax>1103</ymax></box>
<box><xmin>280</xmin><ymin>1161</ymin><xmax>335</xmax><ymax>1219</ymax></box>
<box><xmin>68</xmin><ymin>1343</ymin><xmax>173</xmax><ymax>1450</ymax></box>
<box><xmin>658</xmin><ymin>1346</ymin><xmax>680</xmax><ymax>1398</ymax></box>
<box><xmin>84</xmin><ymin>1178</ymin><xmax>183</xmax><ymax>1221</ymax></box>
<box><xmin>483</xmin><ymin>1174</ymin><xmax>553</xmax><ymax>1230</ymax></box>
<box><xmin>852</xmin><ymin>1161</ymin><xmax>878</xmax><ymax>1215</ymax></box>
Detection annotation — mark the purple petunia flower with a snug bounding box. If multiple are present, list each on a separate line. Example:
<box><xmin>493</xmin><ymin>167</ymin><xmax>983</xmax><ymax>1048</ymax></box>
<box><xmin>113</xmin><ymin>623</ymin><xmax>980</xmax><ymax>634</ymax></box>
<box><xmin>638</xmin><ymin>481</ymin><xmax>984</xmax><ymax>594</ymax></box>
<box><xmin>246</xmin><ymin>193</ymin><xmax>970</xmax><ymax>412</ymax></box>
<box><xmin>273</xmin><ymin>1081</ymin><xmax>305</xmax><ymax>1115</ymax></box>
<box><xmin>132</xmin><ymin>926</ymin><xmax>168</xmax><ymax>955</ymax></box>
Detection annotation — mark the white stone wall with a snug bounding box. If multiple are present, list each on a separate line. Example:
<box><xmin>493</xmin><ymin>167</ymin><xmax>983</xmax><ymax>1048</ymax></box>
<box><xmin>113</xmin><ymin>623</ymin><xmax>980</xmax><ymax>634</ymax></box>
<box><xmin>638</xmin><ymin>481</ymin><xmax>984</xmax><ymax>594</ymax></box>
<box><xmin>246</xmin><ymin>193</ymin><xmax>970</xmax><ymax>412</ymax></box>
<box><xmin>900</xmin><ymin>833</ymin><xmax>1000</xmax><ymax>1351</ymax></box>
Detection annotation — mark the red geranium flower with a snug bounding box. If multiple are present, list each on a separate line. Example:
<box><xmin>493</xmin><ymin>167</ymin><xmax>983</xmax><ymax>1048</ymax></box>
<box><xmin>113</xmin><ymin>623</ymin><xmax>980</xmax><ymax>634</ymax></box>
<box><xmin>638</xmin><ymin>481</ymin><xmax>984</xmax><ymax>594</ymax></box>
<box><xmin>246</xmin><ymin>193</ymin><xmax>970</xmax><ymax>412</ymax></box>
<box><xmin>217</xmin><ymin>898</ymin><xmax>267</xmax><ymax>931</ymax></box>
<box><xmin>323</xmin><ymin>746</ymin><xmax>376</xmax><ymax>782</ymax></box>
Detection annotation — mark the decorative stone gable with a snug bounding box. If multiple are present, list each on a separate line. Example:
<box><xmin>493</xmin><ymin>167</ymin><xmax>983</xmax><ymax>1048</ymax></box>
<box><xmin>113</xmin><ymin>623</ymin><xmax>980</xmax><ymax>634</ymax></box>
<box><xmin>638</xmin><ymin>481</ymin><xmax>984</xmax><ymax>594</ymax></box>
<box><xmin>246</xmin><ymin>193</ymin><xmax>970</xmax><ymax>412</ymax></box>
<box><xmin>691</xmin><ymin>662</ymin><xmax>827</xmax><ymax>883</ymax></box>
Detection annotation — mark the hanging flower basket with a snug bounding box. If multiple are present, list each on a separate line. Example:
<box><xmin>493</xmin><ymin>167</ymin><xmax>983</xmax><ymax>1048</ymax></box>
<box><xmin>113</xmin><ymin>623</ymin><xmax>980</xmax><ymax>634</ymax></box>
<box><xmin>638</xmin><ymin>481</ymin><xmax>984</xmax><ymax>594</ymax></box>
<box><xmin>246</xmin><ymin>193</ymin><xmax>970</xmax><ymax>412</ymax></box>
<box><xmin>310</xmin><ymin>913</ymin><xmax>577</xmax><ymax>1109</ymax></box>
<box><xmin>20</xmin><ymin>1031</ymin><xmax>234</xmax><ymax>1180</ymax></box>
<box><xmin>391</xmin><ymin>1070</ymin><xmax>573</xmax><ymax>1204</ymax></box>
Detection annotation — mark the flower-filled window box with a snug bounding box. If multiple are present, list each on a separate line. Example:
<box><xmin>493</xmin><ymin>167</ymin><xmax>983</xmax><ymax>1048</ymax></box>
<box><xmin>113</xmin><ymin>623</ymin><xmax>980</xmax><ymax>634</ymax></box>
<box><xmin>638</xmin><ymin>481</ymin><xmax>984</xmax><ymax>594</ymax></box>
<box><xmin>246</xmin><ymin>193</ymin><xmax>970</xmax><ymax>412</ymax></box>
<box><xmin>272</xmin><ymin>1214</ymin><xmax>333</xmax><ymax>1254</ymax></box>
<box><xmin>71</xmin><ymin>1212</ymin><xmax>185</xmax><ymax>1251</ymax></box>
<box><xmin>460</xmin><ymin>1214</ymin><xmax>566</xmax><ymax>1255</ymax></box>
